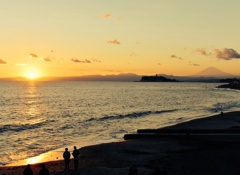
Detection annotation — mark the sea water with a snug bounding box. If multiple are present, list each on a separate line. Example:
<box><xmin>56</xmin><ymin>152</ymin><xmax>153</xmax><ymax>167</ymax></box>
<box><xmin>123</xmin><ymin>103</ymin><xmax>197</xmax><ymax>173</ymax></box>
<box><xmin>0</xmin><ymin>81</ymin><xmax>240</xmax><ymax>165</ymax></box>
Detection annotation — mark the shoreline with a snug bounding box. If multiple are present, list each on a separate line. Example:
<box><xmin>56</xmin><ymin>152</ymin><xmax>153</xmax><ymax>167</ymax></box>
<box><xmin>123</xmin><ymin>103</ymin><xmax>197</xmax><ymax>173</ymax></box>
<box><xmin>2</xmin><ymin>111</ymin><xmax>216</xmax><ymax>167</ymax></box>
<box><xmin>5</xmin><ymin>140</ymin><xmax>122</xmax><ymax>167</ymax></box>
<box><xmin>1</xmin><ymin>110</ymin><xmax>240</xmax><ymax>174</ymax></box>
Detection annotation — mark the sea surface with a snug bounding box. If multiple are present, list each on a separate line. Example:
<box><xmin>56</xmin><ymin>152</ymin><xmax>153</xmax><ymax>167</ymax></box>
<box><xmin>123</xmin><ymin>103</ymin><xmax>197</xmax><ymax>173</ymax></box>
<box><xmin>0</xmin><ymin>81</ymin><xmax>240</xmax><ymax>165</ymax></box>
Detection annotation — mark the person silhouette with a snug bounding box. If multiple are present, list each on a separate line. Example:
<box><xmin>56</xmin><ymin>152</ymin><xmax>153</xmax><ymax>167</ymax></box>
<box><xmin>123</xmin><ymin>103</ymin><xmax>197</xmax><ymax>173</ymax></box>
<box><xmin>23</xmin><ymin>164</ymin><xmax>33</xmax><ymax>175</ymax></box>
<box><xmin>72</xmin><ymin>146</ymin><xmax>80</xmax><ymax>170</ymax></box>
<box><xmin>221</xmin><ymin>111</ymin><xmax>224</xmax><ymax>117</ymax></box>
<box><xmin>39</xmin><ymin>163</ymin><xmax>49</xmax><ymax>175</ymax></box>
<box><xmin>63</xmin><ymin>148</ymin><xmax>71</xmax><ymax>170</ymax></box>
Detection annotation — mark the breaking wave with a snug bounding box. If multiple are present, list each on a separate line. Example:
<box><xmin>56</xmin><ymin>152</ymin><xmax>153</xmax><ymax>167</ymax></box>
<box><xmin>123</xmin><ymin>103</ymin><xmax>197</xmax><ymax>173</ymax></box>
<box><xmin>209</xmin><ymin>101</ymin><xmax>240</xmax><ymax>112</ymax></box>
<box><xmin>0</xmin><ymin>120</ymin><xmax>55</xmax><ymax>134</ymax></box>
<box><xmin>85</xmin><ymin>109</ymin><xmax>177</xmax><ymax>122</ymax></box>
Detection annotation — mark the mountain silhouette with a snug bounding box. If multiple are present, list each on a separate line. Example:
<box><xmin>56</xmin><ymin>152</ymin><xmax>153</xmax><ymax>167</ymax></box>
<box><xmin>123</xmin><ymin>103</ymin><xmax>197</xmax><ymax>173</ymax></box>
<box><xmin>192</xmin><ymin>67</ymin><xmax>233</xmax><ymax>77</ymax></box>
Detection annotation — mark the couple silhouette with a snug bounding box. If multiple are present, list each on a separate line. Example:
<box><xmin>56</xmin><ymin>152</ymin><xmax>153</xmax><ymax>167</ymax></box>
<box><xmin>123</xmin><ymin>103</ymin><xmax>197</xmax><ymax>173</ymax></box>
<box><xmin>63</xmin><ymin>146</ymin><xmax>80</xmax><ymax>171</ymax></box>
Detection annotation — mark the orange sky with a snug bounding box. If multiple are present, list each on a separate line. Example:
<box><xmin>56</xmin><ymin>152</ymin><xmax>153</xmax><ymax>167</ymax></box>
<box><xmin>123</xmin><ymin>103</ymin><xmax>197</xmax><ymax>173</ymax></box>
<box><xmin>1</xmin><ymin>1</ymin><xmax>240</xmax><ymax>79</ymax></box>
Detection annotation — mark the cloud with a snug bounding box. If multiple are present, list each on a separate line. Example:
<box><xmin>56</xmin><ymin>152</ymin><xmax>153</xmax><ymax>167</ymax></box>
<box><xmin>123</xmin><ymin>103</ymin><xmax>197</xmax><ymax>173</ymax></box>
<box><xmin>107</xmin><ymin>39</ymin><xmax>121</xmax><ymax>45</ymax></box>
<box><xmin>103</xmin><ymin>13</ymin><xmax>111</xmax><ymax>18</ymax></box>
<box><xmin>29</xmin><ymin>53</ymin><xmax>39</xmax><ymax>58</ymax></box>
<box><xmin>43</xmin><ymin>57</ymin><xmax>52</xmax><ymax>62</ymax></box>
<box><xmin>91</xmin><ymin>59</ymin><xmax>101</xmax><ymax>63</ymax></box>
<box><xmin>28</xmin><ymin>53</ymin><xmax>53</xmax><ymax>62</ymax></box>
<box><xmin>129</xmin><ymin>52</ymin><xmax>137</xmax><ymax>57</ymax></box>
<box><xmin>170</xmin><ymin>54</ymin><xmax>183</xmax><ymax>60</ymax></box>
<box><xmin>196</xmin><ymin>48</ymin><xmax>210</xmax><ymax>56</ymax></box>
<box><xmin>0</xmin><ymin>59</ymin><xmax>7</xmax><ymax>64</ymax></box>
<box><xmin>214</xmin><ymin>48</ymin><xmax>240</xmax><ymax>60</ymax></box>
<box><xmin>170</xmin><ymin>54</ymin><xmax>177</xmax><ymax>58</ymax></box>
<box><xmin>192</xmin><ymin>63</ymin><xmax>200</xmax><ymax>66</ymax></box>
<box><xmin>188</xmin><ymin>61</ymin><xmax>200</xmax><ymax>66</ymax></box>
<box><xmin>71</xmin><ymin>59</ymin><xmax>91</xmax><ymax>63</ymax></box>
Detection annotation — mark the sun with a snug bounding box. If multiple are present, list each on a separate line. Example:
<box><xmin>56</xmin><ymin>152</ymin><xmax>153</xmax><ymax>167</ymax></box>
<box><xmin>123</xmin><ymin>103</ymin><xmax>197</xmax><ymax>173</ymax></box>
<box><xmin>26</xmin><ymin>72</ymin><xmax>38</xmax><ymax>80</ymax></box>
<box><xmin>23</xmin><ymin>67</ymin><xmax>42</xmax><ymax>80</ymax></box>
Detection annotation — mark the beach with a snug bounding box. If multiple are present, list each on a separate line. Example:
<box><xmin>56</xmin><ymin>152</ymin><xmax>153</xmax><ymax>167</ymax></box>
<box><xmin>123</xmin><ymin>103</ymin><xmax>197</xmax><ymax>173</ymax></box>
<box><xmin>1</xmin><ymin>111</ymin><xmax>240</xmax><ymax>175</ymax></box>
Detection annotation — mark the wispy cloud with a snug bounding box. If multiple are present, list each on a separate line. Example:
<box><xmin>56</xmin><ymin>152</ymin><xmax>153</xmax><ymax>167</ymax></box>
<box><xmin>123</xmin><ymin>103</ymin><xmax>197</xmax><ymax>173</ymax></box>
<box><xmin>71</xmin><ymin>59</ymin><xmax>91</xmax><ymax>63</ymax></box>
<box><xmin>0</xmin><ymin>59</ymin><xmax>7</xmax><ymax>64</ymax></box>
<box><xmin>29</xmin><ymin>53</ymin><xmax>39</xmax><ymax>58</ymax></box>
<box><xmin>214</xmin><ymin>48</ymin><xmax>240</xmax><ymax>60</ymax></box>
<box><xmin>29</xmin><ymin>53</ymin><xmax>53</xmax><ymax>62</ymax></box>
<box><xmin>188</xmin><ymin>61</ymin><xmax>200</xmax><ymax>66</ymax></box>
<box><xmin>196</xmin><ymin>48</ymin><xmax>211</xmax><ymax>56</ymax></box>
<box><xmin>170</xmin><ymin>54</ymin><xmax>183</xmax><ymax>60</ymax></box>
<box><xmin>192</xmin><ymin>63</ymin><xmax>200</xmax><ymax>66</ymax></box>
<box><xmin>129</xmin><ymin>52</ymin><xmax>137</xmax><ymax>57</ymax></box>
<box><xmin>91</xmin><ymin>59</ymin><xmax>101</xmax><ymax>63</ymax></box>
<box><xmin>43</xmin><ymin>57</ymin><xmax>52</xmax><ymax>62</ymax></box>
<box><xmin>102</xmin><ymin>13</ymin><xmax>111</xmax><ymax>18</ymax></box>
<box><xmin>102</xmin><ymin>13</ymin><xmax>122</xmax><ymax>22</ymax></box>
<box><xmin>107</xmin><ymin>39</ymin><xmax>121</xmax><ymax>45</ymax></box>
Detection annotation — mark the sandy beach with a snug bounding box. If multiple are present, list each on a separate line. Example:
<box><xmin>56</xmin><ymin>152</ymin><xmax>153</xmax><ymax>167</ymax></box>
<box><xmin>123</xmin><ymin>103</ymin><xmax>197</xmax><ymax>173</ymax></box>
<box><xmin>1</xmin><ymin>111</ymin><xmax>240</xmax><ymax>175</ymax></box>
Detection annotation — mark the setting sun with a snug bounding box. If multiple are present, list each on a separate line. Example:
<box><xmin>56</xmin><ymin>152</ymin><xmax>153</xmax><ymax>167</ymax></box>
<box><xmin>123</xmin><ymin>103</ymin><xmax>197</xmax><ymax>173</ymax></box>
<box><xmin>23</xmin><ymin>67</ymin><xmax>41</xmax><ymax>80</ymax></box>
<box><xmin>27</xmin><ymin>72</ymin><xmax>37</xmax><ymax>79</ymax></box>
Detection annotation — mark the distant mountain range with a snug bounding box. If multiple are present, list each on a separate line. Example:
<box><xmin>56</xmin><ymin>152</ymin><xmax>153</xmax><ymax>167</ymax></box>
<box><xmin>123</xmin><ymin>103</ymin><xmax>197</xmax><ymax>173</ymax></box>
<box><xmin>1</xmin><ymin>67</ymin><xmax>239</xmax><ymax>82</ymax></box>
<box><xmin>1</xmin><ymin>73</ymin><xmax>141</xmax><ymax>82</ymax></box>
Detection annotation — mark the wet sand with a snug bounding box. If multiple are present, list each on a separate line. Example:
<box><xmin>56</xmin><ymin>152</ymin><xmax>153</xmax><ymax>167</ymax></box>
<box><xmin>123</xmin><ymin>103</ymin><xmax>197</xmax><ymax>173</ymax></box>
<box><xmin>1</xmin><ymin>111</ymin><xmax>240</xmax><ymax>175</ymax></box>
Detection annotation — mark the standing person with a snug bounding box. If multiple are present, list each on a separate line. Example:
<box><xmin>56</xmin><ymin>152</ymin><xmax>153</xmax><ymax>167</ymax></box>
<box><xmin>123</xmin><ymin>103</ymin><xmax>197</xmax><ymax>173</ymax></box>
<box><xmin>39</xmin><ymin>163</ymin><xmax>49</xmax><ymax>175</ymax></box>
<box><xmin>23</xmin><ymin>164</ymin><xmax>33</xmax><ymax>175</ymax></box>
<box><xmin>221</xmin><ymin>111</ymin><xmax>224</xmax><ymax>117</ymax></box>
<box><xmin>72</xmin><ymin>146</ymin><xmax>80</xmax><ymax>170</ymax></box>
<box><xmin>63</xmin><ymin>148</ymin><xmax>71</xmax><ymax>170</ymax></box>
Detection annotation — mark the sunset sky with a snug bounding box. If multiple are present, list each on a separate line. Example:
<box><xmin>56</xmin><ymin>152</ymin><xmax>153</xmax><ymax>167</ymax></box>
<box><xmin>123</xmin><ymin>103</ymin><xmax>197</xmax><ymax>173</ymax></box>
<box><xmin>1</xmin><ymin>0</ymin><xmax>240</xmax><ymax>78</ymax></box>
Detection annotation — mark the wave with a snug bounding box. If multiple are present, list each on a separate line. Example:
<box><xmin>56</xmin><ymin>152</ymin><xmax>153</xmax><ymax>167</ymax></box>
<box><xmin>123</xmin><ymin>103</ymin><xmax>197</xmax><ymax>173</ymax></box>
<box><xmin>209</xmin><ymin>101</ymin><xmax>240</xmax><ymax>112</ymax></box>
<box><xmin>0</xmin><ymin>119</ymin><xmax>55</xmax><ymax>134</ymax></box>
<box><xmin>85</xmin><ymin>109</ymin><xmax>177</xmax><ymax>122</ymax></box>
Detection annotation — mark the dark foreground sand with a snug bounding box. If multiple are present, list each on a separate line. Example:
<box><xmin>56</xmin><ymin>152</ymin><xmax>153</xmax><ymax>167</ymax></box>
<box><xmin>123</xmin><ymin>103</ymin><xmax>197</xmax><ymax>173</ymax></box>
<box><xmin>1</xmin><ymin>111</ymin><xmax>240</xmax><ymax>175</ymax></box>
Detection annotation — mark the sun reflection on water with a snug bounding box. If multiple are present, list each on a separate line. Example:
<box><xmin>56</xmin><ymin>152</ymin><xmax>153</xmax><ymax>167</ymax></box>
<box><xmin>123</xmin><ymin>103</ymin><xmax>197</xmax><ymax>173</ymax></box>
<box><xmin>7</xmin><ymin>149</ymin><xmax>64</xmax><ymax>166</ymax></box>
<box><xmin>26</xmin><ymin>82</ymin><xmax>40</xmax><ymax>117</ymax></box>
<box><xmin>25</xmin><ymin>154</ymin><xmax>44</xmax><ymax>165</ymax></box>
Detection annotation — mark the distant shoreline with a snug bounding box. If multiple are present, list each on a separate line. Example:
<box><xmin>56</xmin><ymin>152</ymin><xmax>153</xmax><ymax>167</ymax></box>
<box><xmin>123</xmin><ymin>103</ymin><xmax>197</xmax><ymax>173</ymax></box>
<box><xmin>217</xmin><ymin>82</ymin><xmax>240</xmax><ymax>90</ymax></box>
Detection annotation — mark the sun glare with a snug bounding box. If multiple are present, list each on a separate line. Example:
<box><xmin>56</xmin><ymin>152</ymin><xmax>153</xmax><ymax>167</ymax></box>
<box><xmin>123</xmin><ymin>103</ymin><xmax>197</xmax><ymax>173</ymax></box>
<box><xmin>26</xmin><ymin>72</ymin><xmax>38</xmax><ymax>80</ymax></box>
<box><xmin>23</xmin><ymin>67</ymin><xmax>42</xmax><ymax>81</ymax></box>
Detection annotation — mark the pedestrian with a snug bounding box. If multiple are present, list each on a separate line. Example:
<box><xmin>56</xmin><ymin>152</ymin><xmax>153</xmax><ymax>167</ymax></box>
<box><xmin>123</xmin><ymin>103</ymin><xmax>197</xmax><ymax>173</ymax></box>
<box><xmin>39</xmin><ymin>163</ymin><xmax>49</xmax><ymax>175</ymax></box>
<box><xmin>221</xmin><ymin>111</ymin><xmax>224</xmax><ymax>117</ymax></box>
<box><xmin>72</xmin><ymin>146</ymin><xmax>80</xmax><ymax>170</ymax></box>
<box><xmin>63</xmin><ymin>147</ymin><xmax>71</xmax><ymax>170</ymax></box>
<box><xmin>23</xmin><ymin>164</ymin><xmax>33</xmax><ymax>175</ymax></box>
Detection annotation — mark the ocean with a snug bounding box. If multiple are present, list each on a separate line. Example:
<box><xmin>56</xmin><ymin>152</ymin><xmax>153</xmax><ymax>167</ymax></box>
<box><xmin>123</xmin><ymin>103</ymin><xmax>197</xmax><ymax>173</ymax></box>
<box><xmin>0</xmin><ymin>81</ymin><xmax>240</xmax><ymax>166</ymax></box>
